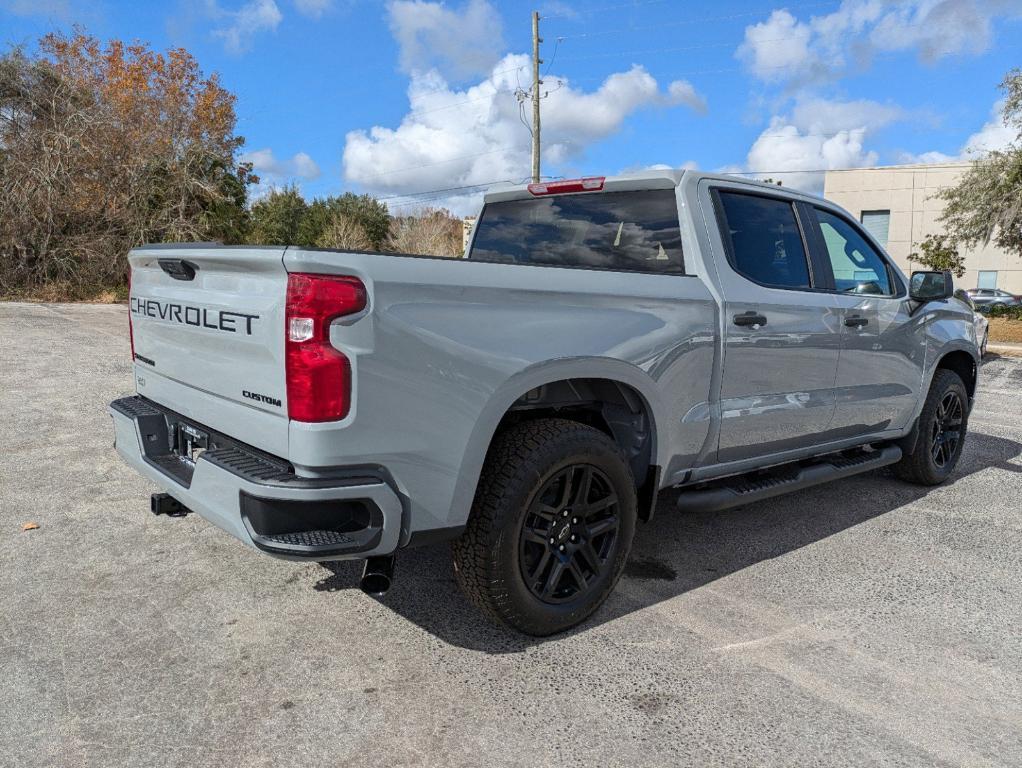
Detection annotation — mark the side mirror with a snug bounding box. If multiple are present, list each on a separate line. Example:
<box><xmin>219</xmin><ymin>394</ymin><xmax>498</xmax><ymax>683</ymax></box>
<box><xmin>910</xmin><ymin>270</ymin><xmax>953</xmax><ymax>302</ymax></box>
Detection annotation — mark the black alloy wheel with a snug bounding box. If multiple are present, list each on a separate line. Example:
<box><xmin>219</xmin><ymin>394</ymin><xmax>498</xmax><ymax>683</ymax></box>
<box><xmin>894</xmin><ymin>368</ymin><xmax>969</xmax><ymax>486</ymax></box>
<box><xmin>452</xmin><ymin>418</ymin><xmax>637</xmax><ymax>636</ymax></box>
<box><xmin>931</xmin><ymin>390</ymin><xmax>964</xmax><ymax>469</ymax></box>
<box><xmin>518</xmin><ymin>464</ymin><xmax>620</xmax><ymax>604</ymax></box>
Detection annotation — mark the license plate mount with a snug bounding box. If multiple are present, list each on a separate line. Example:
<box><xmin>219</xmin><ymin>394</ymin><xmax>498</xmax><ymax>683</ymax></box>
<box><xmin>174</xmin><ymin>422</ymin><xmax>209</xmax><ymax>465</ymax></box>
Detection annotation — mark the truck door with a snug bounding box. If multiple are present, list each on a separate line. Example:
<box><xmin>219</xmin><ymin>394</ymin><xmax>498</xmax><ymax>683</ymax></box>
<box><xmin>708</xmin><ymin>187</ymin><xmax>842</xmax><ymax>463</ymax></box>
<box><xmin>802</xmin><ymin>205</ymin><xmax>922</xmax><ymax>434</ymax></box>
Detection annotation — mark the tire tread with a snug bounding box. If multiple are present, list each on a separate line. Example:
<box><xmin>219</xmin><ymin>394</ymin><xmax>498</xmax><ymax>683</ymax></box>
<box><xmin>452</xmin><ymin>418</ymin><xmax>635</xmax><ymax>635</ymax></box>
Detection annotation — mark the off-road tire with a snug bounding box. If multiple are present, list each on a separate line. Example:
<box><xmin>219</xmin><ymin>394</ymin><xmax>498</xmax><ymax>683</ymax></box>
<box><xmin>452</xmin><ymin>418</ymin><xmax>637</xmax><ymax>636</ymax></box>
<box><xmin>894</xmin><ymin>369</ymin><xmax>969</xmax><ymax>486</ymax></box>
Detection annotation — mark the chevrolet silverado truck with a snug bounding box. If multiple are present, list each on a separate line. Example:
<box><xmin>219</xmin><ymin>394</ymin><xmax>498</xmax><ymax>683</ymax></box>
<box><xmin>110</xmin><ymin>170</ymin><xmax>979</xmax><ymax>635</ymax></box>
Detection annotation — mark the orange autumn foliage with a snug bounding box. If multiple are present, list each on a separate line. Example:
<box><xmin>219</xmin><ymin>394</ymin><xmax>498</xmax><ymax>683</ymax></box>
<box><xmin>1</xmin><ymin>30</ymin><xmax>254</xmax><ymax>299</ymax></box>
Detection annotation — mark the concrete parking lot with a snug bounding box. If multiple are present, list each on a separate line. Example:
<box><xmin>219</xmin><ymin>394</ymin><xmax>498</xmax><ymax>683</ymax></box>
<box><xmin>2</xmin><ymin>301</ymin><xmax>1021</xmax><ymax>767</ymax></box>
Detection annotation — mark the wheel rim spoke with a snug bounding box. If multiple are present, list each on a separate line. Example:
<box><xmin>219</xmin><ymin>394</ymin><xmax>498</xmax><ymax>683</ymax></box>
<box><xmin>522</xmin><ymin>529</ymin><xmax>549</xmax><ymax>547</ymax></box>
<box><xmin>567</xmin><ymin>560</ymin><xmax>588</xmax><ymax>589</ymax></box>
<box><xmin>586</xmin><ymin>493</ymin><xmax>618</xmax><ymax>516</ymax></box>
<box><xmin>535</xmin><ymin>504</ymin><xmax>560</xmax><ymax>523</ymax></box>
<box><xmin>541</xmin><ymin>559</ymin><xmax>567</xmax><ymax>599</ymax></box>
<box><xmin>529</xmin><ymin>548</ymin><xmax>552</xmax><ymax>584</ymax></box>
<box><xmin>578</xmin><ymin>541</ymin><xmax>602</xmax><ymax>573</ymax></box>
<box><xmin>586</xmin><ymin>517</ymin><xmax>618</xmax><ymax>539</ymax></box>
<box><xmin>570</xmin><ymin>466</ymin><xmax>593</xmax><ymax>507</ymax></box>
<box><xmin>553</xmin><ymin>470</ymin><xmax>574</xmax><ymax>510</ymax></box>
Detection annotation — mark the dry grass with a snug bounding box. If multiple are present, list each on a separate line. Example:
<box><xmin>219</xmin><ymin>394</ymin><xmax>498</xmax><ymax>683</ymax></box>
<box><xmin>1</xmin><ymin>283</ymin><xmax>127</xmax><ymax>303</ymax></box>
<box><xmin>988</xmin><ymin>317</ymin><xmax>1022</xmax><ymax>345</ymax></box>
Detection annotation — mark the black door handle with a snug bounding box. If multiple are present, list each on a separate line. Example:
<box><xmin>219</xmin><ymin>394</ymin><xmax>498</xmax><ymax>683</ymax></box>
<box><xmin>844</xmin><ymin>315</ymin><xmax>869</xmax><ymax>328</ymax></box>
<box><xmin>733</xmin><ymin>311</ymin><xmax>768</xmax><ymax>327</ymax></box>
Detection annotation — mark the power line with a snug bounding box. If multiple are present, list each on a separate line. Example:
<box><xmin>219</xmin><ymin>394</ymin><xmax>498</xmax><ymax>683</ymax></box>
<box><xmin>551</xmin><ymin>1</ymin><xmax>839</xmax><ymax>40</ymax></box>
<box><xmin>556</xmin><ymin>16</ymin><xmax>947</xmax><ymax>64</ymax></box>
<box><xmin>355</xmin><ymin>125</ymin><xmax>918</xmax><ymax>189</ymax></box>
<box><xmin>401</xmin><ymin>85</ymin><xmax>514</xmax><ymax>120</ymax></box>
<box><xmin>374</xmin><ymin>179</ymin><xmax>514</xmax><ymax>203</ymax></box>
<box><xmin>372</xmin><ymin>162</ymin><xmax>975</xmax><ymax>211</ymax></box>
<box><xmin>353</xmin><ymin>148</ymin><xmax>513</xmax><ymax>181</ymax></box>
<box><xmin>406</xmin><ymin>63</ymin><xmax>526</xmax><ymax>100</ymax></box>
<box><xmin>730</xmin><ymin>163</ymin><xmax>975</xmax><ymax>177</ymax></box>
<box><xmin>542</xmin><ymin>0</ymin><xmax>670</xmax><ymax>20</ymax></box>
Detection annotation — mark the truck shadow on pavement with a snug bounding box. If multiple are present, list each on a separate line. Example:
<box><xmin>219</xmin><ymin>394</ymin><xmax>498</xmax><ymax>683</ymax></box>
<box><xmin>314</xmin><ymin>429</ymin><xmax>1021</xmax><ymax>653</ymax></box>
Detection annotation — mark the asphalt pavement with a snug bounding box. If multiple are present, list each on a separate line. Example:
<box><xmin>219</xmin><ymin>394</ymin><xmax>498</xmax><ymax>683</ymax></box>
<box><xmin>2</xmin><ymin>302</ymin><xmax>1021</xmax><ymax>767</ymax></box>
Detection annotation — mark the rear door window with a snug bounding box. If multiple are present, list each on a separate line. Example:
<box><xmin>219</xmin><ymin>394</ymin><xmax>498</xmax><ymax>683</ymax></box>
<box><xmin>468</xmin><ymin>189</ymin><xmax>684</xmax><ymax>274</ymax></box>
<box><xmin>715</xmin><ymin>191</ymin><xmax>812</xmax><ymax>289</ymax></box>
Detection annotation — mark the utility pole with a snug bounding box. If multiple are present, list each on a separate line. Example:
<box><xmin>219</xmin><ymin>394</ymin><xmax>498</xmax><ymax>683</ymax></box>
<box><xmin>531</xmin><ymin>10</ymin><xmax>542</xmax><ymax>183</ymax></box>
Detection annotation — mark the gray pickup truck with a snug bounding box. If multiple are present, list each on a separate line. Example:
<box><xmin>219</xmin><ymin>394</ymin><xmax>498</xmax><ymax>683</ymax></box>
<box><xmin>110</xmin><ymin>170</ymin><xmax>980</xmax><ymax>635</ymax></box>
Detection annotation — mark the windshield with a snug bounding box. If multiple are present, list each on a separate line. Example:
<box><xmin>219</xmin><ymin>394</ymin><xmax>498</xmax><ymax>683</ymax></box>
<box><xmin>468</xmin><ymin>189</ymin><xmax>684</xmax><ymax>274</ymax></box>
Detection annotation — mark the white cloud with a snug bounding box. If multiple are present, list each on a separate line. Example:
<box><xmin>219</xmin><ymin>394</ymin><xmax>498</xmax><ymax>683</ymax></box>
<box><xmin>637</xmin><ymin>160</ymin><xmax>699</xmax><ymax>172</ymax></box>
<box><xmin>342</xmin><ymin>54</ymin><xmax>706</xmax><ymax>213</ymax></box>
<box><xmin>241</xmin><ymin>148</ymin><xmax>321</xmax><ymax>181</ymax></box>
<box><xmin>737</xmin><ymin>10</ymin><xmax>819</xmax><ymax>84</ymax></box>
<box><xmin>294</xmin><ymin>0</ymin><xmax>331</xmax><ymax>16</ymax></box>
<box><xmin>387</xmin><ymin>0</ymin><xmax>506</xmax><ymax>81</ymax></box>
<box><xmin>667</xmin><ymin>80</ymin><xmax>708</xmax><ymax>114</ymax></box>
<box><xmin>737</xmin><ymin>97</ymin><xmax>905</xmax><ymax>193</ymax></box>
<box><xmin>869</xmin><ymin>0</ymin><xmax>1002</xmax><ymax>61</ymax></box>
<box><xmin>960</xmin><ymin>100</ymin><xmax>1016</xmax><ymax>157</ymax></box>
<box><xmin>211</xmin><ymin>0</ymin><xmax>283</xmax><ymax>54</ymax></box>
<box><xmin>789</xmin><ymin>97</ymin><xmax>904</xmax><ymax>134</ymax></box>
<box><xmin>746</xmin><ymin>121</ymin><xmax>877</xmax><ymax>194</ymax></box>
<box><xmin>738</xmin><ymin>0</ymin><xmax>1022</xmax><ymax>85</ymax></box>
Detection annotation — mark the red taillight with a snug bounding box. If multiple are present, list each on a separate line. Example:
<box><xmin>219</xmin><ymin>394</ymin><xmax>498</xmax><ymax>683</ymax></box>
<box><xmin>285</xmin><ymin>273</ymin><xmax>367</xmax><ymax>423</ymax></box>
<box><xmin>127</xmin><ymin>267</ymin><xmax>135</xmax><ymax>360</ymax></box>
<box><xmin>527</xmin><ymin>176</ymin><xmax>605</xmax><ymax>196</ymax></box>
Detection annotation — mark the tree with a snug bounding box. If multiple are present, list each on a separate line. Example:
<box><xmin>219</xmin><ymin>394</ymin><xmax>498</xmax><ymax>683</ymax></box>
<box><xmin>247</xmin><ymin>189</ymin><xmax>391</xmax><ymax>250</ymax></box>
<box><xmin>0</xmin><ymin>31</ymin><xmax>253</xmax><ymax>298</ymax></box>
<box><xmin>386</xmin><ymin>208</ymin><xmax>463</xmax><ymax>257</ymax></box>
<box><xmin>910</xmin><ymin>234</ymin><xmax>966</xmax><ymax>278</ymax></box>
<box><xmin>247</xmin><ymin>186</ymin><xmax>308</xmax><ymax>245</ymax></box>
<box><xmin>299</xmin><ymin>193</ymin><xmax>391</xmax><ymax>250</ymax></box>
<box><xmin>938</xmin><ymin>69</ymin><xmax>1022</xmax><ymax>259</ymax></box>
<box><xmin>316</xmin><ymin>214</ymin><xmax>374</xmax><ymax>251</ymax></box>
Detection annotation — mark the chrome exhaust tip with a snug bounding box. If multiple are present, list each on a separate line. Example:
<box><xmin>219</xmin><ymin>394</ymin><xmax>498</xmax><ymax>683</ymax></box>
<box><xmin>360</xmin><ymin>555</ymin><xmax>394</xmax><ymax>597</ymax></box>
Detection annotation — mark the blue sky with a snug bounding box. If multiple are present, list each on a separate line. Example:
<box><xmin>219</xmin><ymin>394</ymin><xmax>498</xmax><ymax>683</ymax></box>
<box><xmin>3</xmin><ymin>0</ymin><xmax>1020</xmax><ymax>212</ymax></box>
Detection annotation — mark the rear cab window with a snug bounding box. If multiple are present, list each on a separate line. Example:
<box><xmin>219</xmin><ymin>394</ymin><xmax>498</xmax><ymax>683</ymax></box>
<box><xmin>468</xmin><ymin>189</ymin><xmax>684</xmax><ymax>274</ymax></box>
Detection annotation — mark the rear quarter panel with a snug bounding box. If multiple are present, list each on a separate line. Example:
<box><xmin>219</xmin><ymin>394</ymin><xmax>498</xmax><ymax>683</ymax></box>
<box><xmin>284</xmin><ymin>248</ymin><xmax>717</xmax><ymax>541</ymax></box>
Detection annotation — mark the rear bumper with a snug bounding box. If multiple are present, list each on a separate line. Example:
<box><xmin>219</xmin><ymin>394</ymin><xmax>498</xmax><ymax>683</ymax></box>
<box><xmin>109</xmin><ymin>396</ymin><xmax>402</xmax><ymax>561</ymax></box>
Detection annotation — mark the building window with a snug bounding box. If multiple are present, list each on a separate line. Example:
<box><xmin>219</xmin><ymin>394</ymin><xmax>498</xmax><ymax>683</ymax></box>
<box><xmin>860</xmin><ymin>210</ymin><xmax>890</xmax><ymax>248</ymax></box>
<box><xmin>978</xmin><ymin>270</ymin><xmax>998</xmax><ymax>289</ymax></box>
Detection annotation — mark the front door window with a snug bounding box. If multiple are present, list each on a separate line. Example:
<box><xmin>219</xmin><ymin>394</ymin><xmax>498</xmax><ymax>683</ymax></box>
<box><xmin>815</xmin><ymin>208</ymin><xmax>893</xmax><ymax>296</ymax></box>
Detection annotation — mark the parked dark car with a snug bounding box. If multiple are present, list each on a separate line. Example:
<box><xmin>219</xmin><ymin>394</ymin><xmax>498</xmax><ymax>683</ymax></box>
<box><xmin>965</xmin><ymin>288</ymin><xmax>1021</xmax><ymax>311</ymax></box>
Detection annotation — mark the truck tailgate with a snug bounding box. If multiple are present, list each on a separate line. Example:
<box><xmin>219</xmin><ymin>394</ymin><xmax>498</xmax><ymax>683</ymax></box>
<box><xmin>128</xmin><ymin>246</ymin><xmax>289</xmax><ymax>456</ymax></box>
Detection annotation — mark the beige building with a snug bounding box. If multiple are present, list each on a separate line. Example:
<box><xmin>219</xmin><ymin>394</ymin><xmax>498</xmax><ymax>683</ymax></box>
<box><xmin>824</xmin><ymin>163</ymin><xmax>1022</xmax><ymax>294</ymax></box>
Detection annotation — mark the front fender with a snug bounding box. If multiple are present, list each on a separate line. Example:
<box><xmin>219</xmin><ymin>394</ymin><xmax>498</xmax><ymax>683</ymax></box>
<box><xmin>904</xmin><ymin>306</ymin><xmax>980</xmax><ymax>432</ymax></box>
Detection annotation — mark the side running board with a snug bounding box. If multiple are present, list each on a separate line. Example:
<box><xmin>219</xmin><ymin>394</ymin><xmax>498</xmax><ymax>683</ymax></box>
<box><xmin>676</xmin><ymin>445</ymin><xmax>902</xmax><ymax>514</ymax></box>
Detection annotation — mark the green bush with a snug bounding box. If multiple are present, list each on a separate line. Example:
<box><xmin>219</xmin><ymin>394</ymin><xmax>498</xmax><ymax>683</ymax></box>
<box><xmin>987</xmin><ymin>304</ymin><xmax>1022</xmax><ymax>320</ymax></box>
<box><xmin>247</xmin><ymin>188</ymin><xmax>391</xmax><ymax>250</ymax></box>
